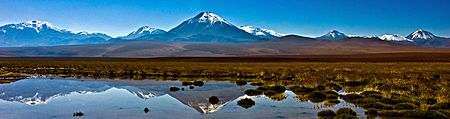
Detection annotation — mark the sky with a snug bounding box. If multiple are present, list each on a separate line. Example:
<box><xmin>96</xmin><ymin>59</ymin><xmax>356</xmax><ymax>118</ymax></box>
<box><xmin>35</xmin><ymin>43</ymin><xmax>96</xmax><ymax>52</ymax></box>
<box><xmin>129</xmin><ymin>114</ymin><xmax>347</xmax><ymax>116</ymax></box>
<box><xmin>1</xmin><ymin>0</ymin><xmax>449</xmax><ymax>37</ymax></box>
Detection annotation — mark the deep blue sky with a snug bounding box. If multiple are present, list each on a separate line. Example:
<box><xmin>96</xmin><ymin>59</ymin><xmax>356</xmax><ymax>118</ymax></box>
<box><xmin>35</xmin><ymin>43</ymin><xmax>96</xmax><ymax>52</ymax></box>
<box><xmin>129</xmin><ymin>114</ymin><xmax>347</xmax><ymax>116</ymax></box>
<box><xmin>1</xmin><ymin>0</ymin><xmax>449</xmax><ymax>37</ymax></box>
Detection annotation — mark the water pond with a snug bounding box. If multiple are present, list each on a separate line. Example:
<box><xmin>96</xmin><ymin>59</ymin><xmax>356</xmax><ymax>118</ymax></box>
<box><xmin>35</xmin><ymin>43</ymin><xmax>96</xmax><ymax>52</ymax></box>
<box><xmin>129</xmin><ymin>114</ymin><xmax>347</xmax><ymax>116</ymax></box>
<box><xmin>0</xmin><ymin>77</ymin><xmax>367</xmax><ymax>119</ymax></box>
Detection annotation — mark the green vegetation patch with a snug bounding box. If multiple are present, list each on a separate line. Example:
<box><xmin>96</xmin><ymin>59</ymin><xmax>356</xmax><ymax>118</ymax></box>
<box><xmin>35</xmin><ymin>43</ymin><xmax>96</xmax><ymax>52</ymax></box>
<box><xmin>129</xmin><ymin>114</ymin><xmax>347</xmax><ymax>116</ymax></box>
<box><xmin>336</xmin><ymin>108</ymin><xmax>357</xmax><ymax>116</ymax></box>
<box><xmin>333</xmin><ymin>114</ymin><xmax>358</xmax><ymax>119</ymax></box>
<box><xmin>317</xmin><ymin>110</ymin><xmax>337</xmax><ymax>117</ymax></box>
<box><xmin>379</xmin><ymin>110</ymin><xmax>448</xmax><ymax>119</ymax></box>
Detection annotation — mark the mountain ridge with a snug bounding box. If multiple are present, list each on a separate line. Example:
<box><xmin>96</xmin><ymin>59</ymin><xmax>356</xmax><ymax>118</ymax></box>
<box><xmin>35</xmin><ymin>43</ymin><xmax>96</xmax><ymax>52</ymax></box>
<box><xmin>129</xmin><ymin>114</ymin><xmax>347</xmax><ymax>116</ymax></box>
<box><xmin>0</xmin><ymin>20</ymin><xmax>112</xmax><ymax>47</ymax></box>
<box><xmin>239</xmin><ymin>26</ymin><xmax>285</xmax><ymax>39</ymax></box>
<box><xmin>0</xmin><ymin>13</ymin><xmax>449</xmax><ymax>49</ymax></box>
<box><xmin>2</xmin><ymin>35</ymin><xmax>448</xmax><ymax>57</ymax></box>
<box><xmin>119</xmin><ymin>26</ymin><xmax>167</xmax><ymax>39</ymax></box>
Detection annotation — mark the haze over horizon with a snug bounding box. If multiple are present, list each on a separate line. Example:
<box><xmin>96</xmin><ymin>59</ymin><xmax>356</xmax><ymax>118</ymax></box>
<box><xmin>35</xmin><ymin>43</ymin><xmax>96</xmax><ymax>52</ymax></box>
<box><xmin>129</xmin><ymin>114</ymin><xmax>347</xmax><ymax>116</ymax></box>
<box><xmin>1</xmin><ymin>0</ymin><xmax>450</xmax><ymax>37</ymax></box>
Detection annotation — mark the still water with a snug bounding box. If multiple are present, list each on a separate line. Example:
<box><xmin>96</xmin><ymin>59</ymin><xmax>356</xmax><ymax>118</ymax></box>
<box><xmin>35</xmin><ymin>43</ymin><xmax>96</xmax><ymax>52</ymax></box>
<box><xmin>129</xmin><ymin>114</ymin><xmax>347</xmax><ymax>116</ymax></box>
<box><xmin>0</xmin><ymin>78</ymin><xmax>366</xmax><ymax>119</ymax></box>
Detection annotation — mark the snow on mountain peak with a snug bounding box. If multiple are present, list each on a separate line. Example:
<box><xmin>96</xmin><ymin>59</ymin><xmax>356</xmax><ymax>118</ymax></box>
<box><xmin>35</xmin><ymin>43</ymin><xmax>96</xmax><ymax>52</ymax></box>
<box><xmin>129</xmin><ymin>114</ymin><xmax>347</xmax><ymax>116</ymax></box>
<box><xmin>328</xmin><ymin>30</ymin><xmax>346</xmax><ymax>37</ymax></box>
<box><xmin>317</xmin><ymin>30</ymin><xmax>348</xmax><ymax>40</ymax></box>
<box><xmin>25</xmin><ymin>20</ymin><xmax>53</xmax><ymax>27</ymax></box>
<box><xmin>0</xmin><ymin>20</ymin><xmax>70</xmax><ymax>33</ymax></box>
<box><xmin>348</xmin><ymin>35</ymin><xmax>378</xmax><ymax>39</ymax></box>
<box><xmin>73</xmin><ymin>31</ymin><xmax>111</xmax><ymax>39</ymax></box>
<box><xmin>132</xmin><ymin>26</ymin><xmax>165</xmax><ymax>34</ymax></box>
<box><xmin>76</xmin><ymin>31</ymin><xmax>106</xmax><ymax>35</ymax></box>
<box><xmin>380</xmin><ymin>34</ymin><xmax>412</xmax><ymax>42</ymax></box>
<box><xmin>188</xmin><ymin>12</ymin><xmax>230</xmax><ymax>24</ymax></box>
<box><xmin>120</xmin><ymin>26</ymin><xmax>166</xmax><ymax>39</ymax></box>
<box><xmin>240</xmin><ymin>26</ymin><xmax>285</xmax><ymax>38</ymax></box>
<box><xmin>21</xmin><ymin>20</ymin><xmax>61</xmax><ymax>32</ymax></box>
<box><xmin>406</xmin><ymin>29</ymin><xmax>436</xmax><ymax>40</ymax></box>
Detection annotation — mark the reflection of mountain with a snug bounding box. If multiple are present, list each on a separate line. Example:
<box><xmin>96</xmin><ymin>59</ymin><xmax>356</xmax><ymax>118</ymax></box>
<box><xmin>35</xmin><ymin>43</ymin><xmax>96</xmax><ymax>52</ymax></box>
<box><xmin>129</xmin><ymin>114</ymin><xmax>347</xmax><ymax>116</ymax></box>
<box><xmin>166</xmin><ymin>82</ymin><xmax>249</xmax><ymax>114</ymax></box>
<box><xmin>0</xmin><ymin>79</ymin><xmax>111</xmax><ymax>105</ymax></box>
<box><xmin>0</xmin><ymin>78</ymin><xmax>250</xmax><ymax>114</ymax></box>
<box><xmin>0</xmin><ymin>78</ymin><xmax>176</xmax><ymax>105</ymax></box>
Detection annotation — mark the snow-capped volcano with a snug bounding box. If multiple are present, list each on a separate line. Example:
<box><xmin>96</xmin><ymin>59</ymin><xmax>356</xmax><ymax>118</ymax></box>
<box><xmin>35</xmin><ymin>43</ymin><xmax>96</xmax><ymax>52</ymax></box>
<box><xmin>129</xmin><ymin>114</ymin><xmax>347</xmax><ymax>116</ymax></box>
<box><xmin>0</xmin><ymin>20</ymin><xmax>111</xmax><ymax>47</ymax></box>
<box><xmin>168</xmin><ymin>12</ymin><xmax>258</xmax><ymax>42</ymax></box>
<box><xmin>406</xmin><ymin>29</ymin><xmax>436</xmax><ymax>40</ymax></box>
<box><xmin>120</xmin><ymin>26</ymin><xmax>167</xmax><ymax>39</ymax></box>
<box><xmin>240</xmin><ymin>26</ymin><xmax>285</xmax><ymax>39</ymax></box>
<box><xmin>187</xmin><ymin>12</ymin><xmax>231</xmax><ymax>25</ymax></box>
<box><xmin>2</xmin><ymin>20</ymin><xmax>68</xmax><ymax>33</ymax></box>
<box><xmin>404</xmin><ymin>29</ymin><xmax>450</xmax><ymax>48</ymax></box>
<box><xmin>380</xmin><ymin>34</ymin><xmax>412</xmax><ymax>42</ymax></box>
<box><xmin>317</xmin><ymin>30</ymin><xmax>349</xmax><ymax>40</ymax></box>
<box><xmin>378</xmin><ymin>30</ymin><xmax>450</xmax><ymax>48</ymax></box>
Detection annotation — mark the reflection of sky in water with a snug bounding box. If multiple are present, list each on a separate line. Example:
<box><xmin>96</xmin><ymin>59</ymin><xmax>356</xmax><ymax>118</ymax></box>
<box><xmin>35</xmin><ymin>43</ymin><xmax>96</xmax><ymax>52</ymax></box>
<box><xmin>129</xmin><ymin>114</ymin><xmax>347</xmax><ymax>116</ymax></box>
<box><xmin>0</xmin><ymin>78</ymin><xmax>366</xmax><ymax>119</ymax></box>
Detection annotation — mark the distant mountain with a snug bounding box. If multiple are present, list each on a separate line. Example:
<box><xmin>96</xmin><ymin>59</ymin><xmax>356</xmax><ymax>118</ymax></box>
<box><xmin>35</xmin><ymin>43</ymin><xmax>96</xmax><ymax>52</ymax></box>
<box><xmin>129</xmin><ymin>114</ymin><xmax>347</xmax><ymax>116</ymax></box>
<box><xmin>0</xmin><ymin>20</ymin><xmax>111</xmax><ymax>47</ymax></box>
<box><xmin>119</xmin><ymin>26</ymin><xmax>166</xmax><ymax>39</ymax></box>
<box><xmin>239</xmin><ymin>26</ymin><xmax>285</xmax><ymax>39</ymax></box>
<box><xmin>317</xmin><ymin>30</ymin><xmax>349</xmax><ymax>40</ymax></box>
<box><xmin>3</xmin><ymin>34</ymin><xmax>446</xmax><ymax>57</ymax></box>
<box><xmin>349</xmin><ymin>35</ymin><xmax>378</xmax><ymax>39</ymax></box>
<box><xmin>167</xmin><ymin>12</ymin><xmax>259</xmax><ymax>42</ymax></box>
<box><xmin>47</xmin><ymin>37</ymin><xmax>112</xmax><ymax>46</ymax></box>
<box><xmin>1</xmin><ymin>17</ymin><xmax>449</xmax><ymax>49</ymax></box>
<box><xmin>76</xmin><ymin>31</ymin><xmax>112</xmax><ymax>40</ymax></box>
<box><xmin>373</xmin><ymin>30</ymin><xmax>450</xmax><ymax>48</ymax></box>
<box><xmin>404</xmin><ymin>30</ymin><xmax>449</xmax><ymax>48</ymax></box>
<box><xmin>380</xmin><ymin>34</ymin><xmax>412</xmax><ymax>42</ymax></box>
<box><xmin>406</xmin><ymin>29</ymin><xmax>437</xmax><ymax>40</ymax></box>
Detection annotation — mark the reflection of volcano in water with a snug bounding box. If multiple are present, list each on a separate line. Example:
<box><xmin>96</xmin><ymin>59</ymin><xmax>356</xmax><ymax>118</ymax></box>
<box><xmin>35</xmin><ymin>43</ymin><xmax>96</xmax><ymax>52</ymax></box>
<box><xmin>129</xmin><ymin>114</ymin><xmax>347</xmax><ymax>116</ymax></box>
<box><xmin>0</xmin><ymin>78</ymin><xmax>111</xmax><ymax>105</ymax></box>
<box><xmin>0</xmin><ymin>78</ymin><xmax>178</xmax><ymax>105</ymax></box>
<box><xmin>167</xmin><ymin>82</ymin><xmax>250</xmax><ymax>114</ymax></box>
<box><xmin>0</xmin><ymin>78</ymin><xmax>250</xmax><ymax>114</ymax></box>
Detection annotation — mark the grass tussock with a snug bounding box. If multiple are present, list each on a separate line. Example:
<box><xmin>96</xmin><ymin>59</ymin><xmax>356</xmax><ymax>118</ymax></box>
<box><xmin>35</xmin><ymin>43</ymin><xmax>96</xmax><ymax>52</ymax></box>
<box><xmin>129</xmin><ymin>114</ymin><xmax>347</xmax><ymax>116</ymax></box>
<box><xmin>379</xmin><ymin>110</ymin><xmax>448</xmax><ymax>119</ymax></box>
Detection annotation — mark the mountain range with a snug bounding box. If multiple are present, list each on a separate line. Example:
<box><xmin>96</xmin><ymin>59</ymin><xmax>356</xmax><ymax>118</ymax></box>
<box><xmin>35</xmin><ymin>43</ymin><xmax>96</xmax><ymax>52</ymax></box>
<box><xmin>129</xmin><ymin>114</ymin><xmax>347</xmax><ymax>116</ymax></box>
<box><xmin>0</xmin><ymin>12</ymin><xmax>449</xmax><ymax>57</ymax></box>
<box><xmin>0</xmin><ymin>20</ymin><xmax>112</xmax><ymax>47</ymax></box>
